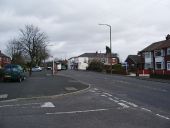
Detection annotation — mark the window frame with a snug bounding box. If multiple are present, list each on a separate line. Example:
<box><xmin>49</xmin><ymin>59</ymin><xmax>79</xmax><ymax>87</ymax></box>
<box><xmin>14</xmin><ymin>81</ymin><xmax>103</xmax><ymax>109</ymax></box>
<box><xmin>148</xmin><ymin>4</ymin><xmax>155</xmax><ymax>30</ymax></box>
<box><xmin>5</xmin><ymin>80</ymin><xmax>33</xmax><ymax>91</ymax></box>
<box><xmin>167</xmin><ymin>61</ymin><xmax>170</xmax><ymax>70</ymax></box>
<box><xmin>167</xmin><ymin>48</ymin><xmax>170</xmax><ymax>55</ymax></box>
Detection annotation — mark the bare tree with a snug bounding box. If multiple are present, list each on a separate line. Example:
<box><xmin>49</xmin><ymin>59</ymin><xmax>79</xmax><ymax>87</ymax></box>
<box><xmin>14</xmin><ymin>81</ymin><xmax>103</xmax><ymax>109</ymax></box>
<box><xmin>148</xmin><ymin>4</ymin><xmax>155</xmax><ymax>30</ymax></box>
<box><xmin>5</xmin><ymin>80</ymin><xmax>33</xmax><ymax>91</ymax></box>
<box><xmin>5</xmin><ymin>25</ymin><xmax>49</xmax><ymax>76</ymax></box>
<box><xmin>5</xmin><ymin>38</ymin><xmax>26</xmax><ymax>65</ymax></box>
<box><xmin>19</xmin><ymin>24</ymin><xmax>49</xmax><ymax>76</ymax></box>
<box><xmin>6</xmin><ymin>38</ymin><xmax>22</xmax><ymax>58</ymax></box>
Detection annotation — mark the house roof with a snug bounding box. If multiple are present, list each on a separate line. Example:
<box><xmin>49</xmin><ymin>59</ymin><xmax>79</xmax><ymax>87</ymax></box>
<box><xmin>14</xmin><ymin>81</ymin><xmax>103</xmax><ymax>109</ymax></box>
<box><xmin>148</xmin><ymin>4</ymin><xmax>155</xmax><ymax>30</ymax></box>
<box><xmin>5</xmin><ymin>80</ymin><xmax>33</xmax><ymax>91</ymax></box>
<box><xmin>140</xmin><ymin>39</ymin><xmax>170</xmax><ymax>52</ymax></box>
<box><xmin>78</xmin><ymin>53</ymin><xmax>118</xmax><ymax>58</ymax></box>
<box><xmin>0</xmin><ymin>51</ymin><xmax>10</xmax><ymax>58</ymax></box>
<box><xmin>125</xmin><ymin>55</ymin><xmax>141</xmax><ymax>64</ymax></box>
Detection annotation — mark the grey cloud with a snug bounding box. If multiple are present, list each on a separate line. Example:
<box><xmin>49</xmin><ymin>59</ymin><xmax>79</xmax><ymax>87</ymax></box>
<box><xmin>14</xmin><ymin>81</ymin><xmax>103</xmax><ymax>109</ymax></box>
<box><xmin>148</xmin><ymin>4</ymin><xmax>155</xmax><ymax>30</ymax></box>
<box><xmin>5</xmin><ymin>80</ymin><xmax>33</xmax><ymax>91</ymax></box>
<box><xmin>0</xmin><ymin>0</ymin><xmax>170</xmax><ymax>60</ymax></box>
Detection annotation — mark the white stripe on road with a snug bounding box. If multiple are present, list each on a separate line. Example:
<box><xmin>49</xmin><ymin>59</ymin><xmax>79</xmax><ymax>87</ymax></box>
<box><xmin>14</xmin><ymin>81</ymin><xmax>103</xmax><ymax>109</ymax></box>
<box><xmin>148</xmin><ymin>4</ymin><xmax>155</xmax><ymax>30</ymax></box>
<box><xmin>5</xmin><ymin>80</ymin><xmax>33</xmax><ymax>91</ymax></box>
<box><xmin>41</xmin><ymin>102</ymin><xmax>55</xmax><ymax>108</ymax></box>
<box><xmin>103</xmin><ymin>92</ymin><xmax>112</xmax><ymax>97</ymax></box>
<box><xmin>156</xmin><ymin>114</ymin><xmax>170</xmax><ymax>120</ymax></box>
<box><xmin>100</xmin><ymin>95</ymin><xmax>107</xmax><ymax>97</ymax></box>
<box><xmin>120</xmin><ymin>100</ymin><xmax>138</xmax><ymax>107</ymax></box>
<box><xmin>108</xmin><ymin>97</ymin><xmax>119</xmax><ymax>103</ymax></box>
<box><xmin>141</xmin><ymin>107</ymin><xmax>152</xmax><ymax>112</ymax></box>
<box><xmin>46</xmin><ymin>108</ymin><xmax>109</xmax><ymax>115</ymax></box>
<box><xmin>114</xmin><ymin>97</ymin><xmax>119</xmax><ymax>100</ymax></box>
<box><xmin>0</xmin><ymin>103</ymin><xmax>41</xmax><ymax>108</ymax></box>
<box><xmin>118</xmin><ymin>103</ymin><xmax>130</xmax><ymax>108</ymax></box>
<box><xmin>94</xmin><ymin>88</ymin><xmax>99</xmax><ymax>91</ymax></box>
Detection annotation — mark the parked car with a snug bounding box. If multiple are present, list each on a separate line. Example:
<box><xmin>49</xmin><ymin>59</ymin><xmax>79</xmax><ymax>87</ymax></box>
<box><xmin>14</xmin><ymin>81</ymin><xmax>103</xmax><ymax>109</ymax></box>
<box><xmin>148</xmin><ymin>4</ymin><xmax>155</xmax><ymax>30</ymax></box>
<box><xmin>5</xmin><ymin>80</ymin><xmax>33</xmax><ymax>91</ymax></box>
<box><xmin>3</xmin><ymin>64</ymin><xmax>26</xmax><ymax>82</ymax></box>
<box><xmin>32</xmin><ymin>66</ymin><xmax>42</xmax><ymax>72</ymax></box>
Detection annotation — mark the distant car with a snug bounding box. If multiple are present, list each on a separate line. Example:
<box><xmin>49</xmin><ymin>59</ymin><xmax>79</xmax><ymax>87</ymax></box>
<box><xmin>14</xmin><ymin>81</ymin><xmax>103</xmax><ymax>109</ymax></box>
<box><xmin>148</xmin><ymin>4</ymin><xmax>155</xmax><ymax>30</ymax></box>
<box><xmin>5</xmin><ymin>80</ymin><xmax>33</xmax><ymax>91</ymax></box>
<box><xmin>3</xmin><ymin>64</ymin><xmax>26</xmax><ymax>82</ymax></box>
<box><xmin>61</xmin><ymin>65</ymin><xmax>67</xmax><ymax>70</ymax></box>
<box><xmin>47</xmin><ymin>67</ymin><xmax>52</xmax><ymax>70</ymax></box>
<box><xmin>32</xmin><ymin>66</ymin><xmax>42</xmax><ymax>72</ymax></box>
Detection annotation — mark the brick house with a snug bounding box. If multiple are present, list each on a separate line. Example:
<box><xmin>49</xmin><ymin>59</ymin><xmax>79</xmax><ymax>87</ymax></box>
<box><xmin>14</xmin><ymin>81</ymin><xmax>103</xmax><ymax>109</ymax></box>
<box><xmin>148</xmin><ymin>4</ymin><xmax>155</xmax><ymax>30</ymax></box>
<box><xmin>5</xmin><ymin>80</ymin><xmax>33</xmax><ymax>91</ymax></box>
<box><xmin>0</xmin><ymin>50</ymin><xmax>11</xmax><ymax>69</ymax></box>
<box><xmin>138</xmin><ymin>34</ymin><xmax>170</xmax><ymax>75</ymax></box>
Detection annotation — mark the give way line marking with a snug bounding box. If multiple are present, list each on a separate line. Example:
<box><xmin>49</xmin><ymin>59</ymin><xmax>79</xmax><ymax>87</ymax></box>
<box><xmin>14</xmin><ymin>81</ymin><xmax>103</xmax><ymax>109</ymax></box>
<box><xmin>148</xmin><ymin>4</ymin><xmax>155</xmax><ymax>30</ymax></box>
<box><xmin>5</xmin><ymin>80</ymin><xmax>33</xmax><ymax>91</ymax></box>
<box><xmin>46</xmin><ymin>108</ymin><xmax>110</xmax><ymax>115</ymax></box>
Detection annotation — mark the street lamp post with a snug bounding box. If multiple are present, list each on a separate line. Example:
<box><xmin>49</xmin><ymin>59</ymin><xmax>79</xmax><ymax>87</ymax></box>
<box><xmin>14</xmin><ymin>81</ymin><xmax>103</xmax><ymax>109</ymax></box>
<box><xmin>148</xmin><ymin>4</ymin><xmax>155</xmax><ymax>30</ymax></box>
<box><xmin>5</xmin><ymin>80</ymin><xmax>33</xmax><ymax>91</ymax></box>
<box><xmin>44</xmin><ymin>44</ymin><xmax>54</xmax><ymax>68</ymax></box>
<box><xmin>52</xmin><ymin>56</ymin><xmax>54</xmax><ymax>75</ymax></box>
<box><xmin>99</xmin><ymin>24</ymin><xmax>112</xmax><ymax>74</ymax></box>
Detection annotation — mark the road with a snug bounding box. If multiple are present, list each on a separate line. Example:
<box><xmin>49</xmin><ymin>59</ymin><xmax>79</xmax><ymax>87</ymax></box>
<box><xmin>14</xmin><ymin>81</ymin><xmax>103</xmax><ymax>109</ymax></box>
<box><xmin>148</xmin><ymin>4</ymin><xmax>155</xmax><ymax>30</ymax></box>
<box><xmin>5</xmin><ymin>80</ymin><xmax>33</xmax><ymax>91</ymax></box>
<box><xmin>0</xmin><ymin>70</ymin><xmax>170</xmax><ymax>128</ymax></box>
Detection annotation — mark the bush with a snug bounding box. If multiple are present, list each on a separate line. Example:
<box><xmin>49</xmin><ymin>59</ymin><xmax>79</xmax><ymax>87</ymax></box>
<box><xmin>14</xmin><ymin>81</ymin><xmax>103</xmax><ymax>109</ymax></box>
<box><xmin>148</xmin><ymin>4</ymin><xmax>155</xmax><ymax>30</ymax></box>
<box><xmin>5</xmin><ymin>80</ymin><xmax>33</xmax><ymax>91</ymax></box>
<box><xmin>150</xmin><ymin>74</ymin><xmax>170</xmax><ymax>79</ymax></box>
<box><xmin>0</xmin><ymin>69</ymin><xmax>4</xmax><ymax>78</ymax></box>
<box><xmin>87</xmin><ymin>60</ymin><xmax>104</xmax><ymax>72</ymax></box>
<box><xmin>104</xmin><ymin>64</ymin><xmax>127</xmax><ymax>75</ymax></box>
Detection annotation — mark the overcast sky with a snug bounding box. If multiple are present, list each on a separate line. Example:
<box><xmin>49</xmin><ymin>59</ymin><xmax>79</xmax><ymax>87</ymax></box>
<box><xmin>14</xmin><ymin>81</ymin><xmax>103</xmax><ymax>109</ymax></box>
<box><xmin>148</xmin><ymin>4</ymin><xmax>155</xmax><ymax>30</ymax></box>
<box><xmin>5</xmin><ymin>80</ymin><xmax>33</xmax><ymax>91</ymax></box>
<box><xmin>0</xmin><ymin>0</ymin><xmax>170</xmax><ymax>61</ymax></box>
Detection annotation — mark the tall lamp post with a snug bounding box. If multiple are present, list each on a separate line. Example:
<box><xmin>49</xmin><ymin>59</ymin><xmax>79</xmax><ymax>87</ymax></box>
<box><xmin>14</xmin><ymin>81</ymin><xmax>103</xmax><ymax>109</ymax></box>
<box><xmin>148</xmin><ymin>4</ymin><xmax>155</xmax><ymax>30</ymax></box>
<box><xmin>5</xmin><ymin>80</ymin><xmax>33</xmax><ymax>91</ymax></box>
<box><xmin>44</xmin><ymin>44</ymin><xmax>54</xmax><ymax>68</ymax></box>
<box><xmin>99</xmin><ymin>24</ymin><xmax>112</xmax><ymax>74</ymax></box>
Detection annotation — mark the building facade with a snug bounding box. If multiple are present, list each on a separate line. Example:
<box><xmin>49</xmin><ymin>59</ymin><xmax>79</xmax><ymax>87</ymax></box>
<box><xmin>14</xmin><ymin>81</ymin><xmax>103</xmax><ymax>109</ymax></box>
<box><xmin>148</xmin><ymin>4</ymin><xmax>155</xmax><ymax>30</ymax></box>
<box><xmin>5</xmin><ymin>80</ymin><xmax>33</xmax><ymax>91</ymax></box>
<box><xmin>138</xmin><ymin>35</ymin><xmax>170</xmax><ymax>75</ymax></box>
<box><xmin>0</xmin><ymin>50</ymin><xmax>11</xmax><ymax>68</ymax></box>
<box><xmin>68</xmin><ymin>52</ymin><xmax>119</xmax><ymax>70</ymax></box>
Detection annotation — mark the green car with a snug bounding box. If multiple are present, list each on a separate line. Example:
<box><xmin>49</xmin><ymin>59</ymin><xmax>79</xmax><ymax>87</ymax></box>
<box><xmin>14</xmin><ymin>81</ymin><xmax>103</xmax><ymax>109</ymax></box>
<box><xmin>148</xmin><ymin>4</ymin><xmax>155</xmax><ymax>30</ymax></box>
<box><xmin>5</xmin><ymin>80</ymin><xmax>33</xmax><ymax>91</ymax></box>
<box><xmin>3</xmin><ymin>64</ymin><xmax>26</xmax><ymax>82</ymax></box>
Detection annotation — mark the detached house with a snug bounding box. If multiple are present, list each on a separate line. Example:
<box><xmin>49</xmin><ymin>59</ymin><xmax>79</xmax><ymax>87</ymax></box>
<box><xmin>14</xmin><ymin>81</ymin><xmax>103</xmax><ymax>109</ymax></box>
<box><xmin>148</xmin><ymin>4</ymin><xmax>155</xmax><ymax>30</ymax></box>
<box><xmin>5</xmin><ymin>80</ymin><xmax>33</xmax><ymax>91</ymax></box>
<box><xmin>68</xmin><ymin>52</ymin><xmax>119</xmax><ymax>70</ymax></box>
<box><xmin>138</xmin><ymin>34</ymin><xmax>170</xmax><ymax>75</ymax></box>
<box><xmin>0</xmin><ymin>50</ymin><xmax>11</xmax><ymax>69</ymax></box>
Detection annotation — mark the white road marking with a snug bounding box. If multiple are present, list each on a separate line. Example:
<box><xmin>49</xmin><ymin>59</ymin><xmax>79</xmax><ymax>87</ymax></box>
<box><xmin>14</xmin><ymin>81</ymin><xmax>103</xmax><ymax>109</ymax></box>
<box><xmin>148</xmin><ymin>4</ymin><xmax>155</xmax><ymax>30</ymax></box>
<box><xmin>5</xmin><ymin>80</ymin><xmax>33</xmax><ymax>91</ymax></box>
<box><xmin>41</xmin><ymin>102</ymin><xmax>55</xmax><ymax>108</ymax></box>
<box><xmin>103</xmin><ymin>92</ymin><xmax>112</xmax><ymax>97</ymax></box>
<box><xmin>0</xmin><ymin>103</ymin><xmax>41</xmax><ymax>108</ymax></box>
<box><xmin>141</xmin><ymin>107</ymin><xmax>152</xmax><ymax>112</ymax></box>
<box><xmin>156</xmin><ymin>114</ymin><xmax>170</xmax><ymax>120</ymax></box>
<box><xmin>118</xmin><ymin>103</ymin><xmax>130</xmax><ymax>108</ymax></box>
<box><xmin>120</xmin><ymin>100</ymin><xmax>138</xmax><ymax>107</ymax></box>
<box><xmin>94</xmin><ymin>88</ymin><xmax>99</xmax><ymax>91</ymax></box>
<box><xmin>100</xmin><ymin>95</ymin><xmax>107</xmax><ymax>97</ymax></box>
<box><xmin>108</xmin><ymin>97</ymin><xmax>119</xmax><ymax>103</ymax></box>
<box><xmin>46</xmin><ymin>108</ymin><xmax>109</xmax><ymax>115</ymax></box>
<box><xmin>0</xmin><ymin>94</ymin><xmax>8</xmax><ymax>99</ymax></box>
<box><xmin>114</xmin><ymin>97</ymin><xmax>119</xmax><ymax>100</ymax></box>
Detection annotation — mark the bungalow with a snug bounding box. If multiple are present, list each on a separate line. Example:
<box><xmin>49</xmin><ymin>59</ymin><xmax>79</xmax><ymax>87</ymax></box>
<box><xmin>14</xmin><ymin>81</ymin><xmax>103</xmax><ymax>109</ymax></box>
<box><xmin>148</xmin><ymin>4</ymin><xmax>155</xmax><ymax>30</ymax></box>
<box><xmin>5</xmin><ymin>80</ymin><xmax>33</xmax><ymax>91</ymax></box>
<box><xmin>0</xmin><ymin>50</ymin><xmax>11</xmax><ymax>69</ymax></box>
<box><xmin>68</xmin><ymin>52</ymin><xmax>119</xmax><ymax>70</ymax></box>
<box><xmin>125</xmin><ymin>55</ymin><xmax>141</xmax><ymax>72</ymax></box>
<box><xmin>138</xmin><ymin>34</ymin><xmax>170</xmax><ymax>75</ymax></box>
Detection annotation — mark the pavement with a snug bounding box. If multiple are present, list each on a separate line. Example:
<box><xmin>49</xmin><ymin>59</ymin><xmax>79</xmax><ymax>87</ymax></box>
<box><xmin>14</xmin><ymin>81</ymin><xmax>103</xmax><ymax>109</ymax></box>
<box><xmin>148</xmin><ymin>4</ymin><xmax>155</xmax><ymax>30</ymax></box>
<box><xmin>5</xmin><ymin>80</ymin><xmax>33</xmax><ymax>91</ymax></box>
<box><xmin>0</xmin><ymin>70</ymin><xmax>89</xmax><ymax>102</ymax></box>
<box><xmin>127</xmin><ymin>72</ymin><xmax>170</xmax><ymax>84</ymax></box>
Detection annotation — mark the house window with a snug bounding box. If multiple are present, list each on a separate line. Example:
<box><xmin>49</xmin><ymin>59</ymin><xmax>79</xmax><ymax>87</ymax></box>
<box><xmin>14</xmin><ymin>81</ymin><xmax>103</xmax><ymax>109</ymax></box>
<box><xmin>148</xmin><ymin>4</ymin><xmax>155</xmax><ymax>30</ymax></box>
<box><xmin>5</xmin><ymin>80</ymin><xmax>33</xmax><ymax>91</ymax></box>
<box><xmin>144</xmin><ymin>63</ymin><xmax>153</xmax><ymax>69</ymax></box>
<box><xmin>145</xmin><ymin>52</ymin><xmax>151</xmax><ymax>58</ymax></box>
<box><xmin>155</xmin><ymin>62</ymin><xmax>163</xmax><ymax>69</ymax></box>
<box><xmin>167</xmin><ymin>62</ymin><xmax>170</xmax><ymax>70</ymax></box>
<box><xmin>84</xmin><ymin>58</ymin><xmax>87</xmax><ymax>63</ymax></box>
<box><xmin>155</xmin><ymin>50</ymin><xmax>164</xmax><ymax>57</ymax></box>
<box><xmin>167</xmin><ymin>48</ymin><xmax>170</xmax><ymax>55</ymax></box>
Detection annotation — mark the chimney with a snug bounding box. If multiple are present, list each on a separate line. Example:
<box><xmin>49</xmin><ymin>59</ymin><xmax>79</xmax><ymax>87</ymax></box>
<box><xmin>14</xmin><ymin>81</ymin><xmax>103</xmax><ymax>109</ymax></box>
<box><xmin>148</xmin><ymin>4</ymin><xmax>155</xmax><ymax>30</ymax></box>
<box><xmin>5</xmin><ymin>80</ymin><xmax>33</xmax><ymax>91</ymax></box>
<box><xmin>166</xmin><ymin>34</ymin><xmax>170</xmax><ymax>40</ymax></box>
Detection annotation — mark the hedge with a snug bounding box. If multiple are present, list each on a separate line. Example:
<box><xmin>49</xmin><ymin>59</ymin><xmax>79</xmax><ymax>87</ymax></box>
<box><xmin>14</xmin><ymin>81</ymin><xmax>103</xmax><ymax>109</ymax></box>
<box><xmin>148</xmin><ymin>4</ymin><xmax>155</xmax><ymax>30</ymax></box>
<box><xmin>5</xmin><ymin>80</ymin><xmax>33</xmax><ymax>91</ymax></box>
<box><xmin>150</xmin><ymin>74</ymin><xmax>170</xmax><ymax>80</ymax></box>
